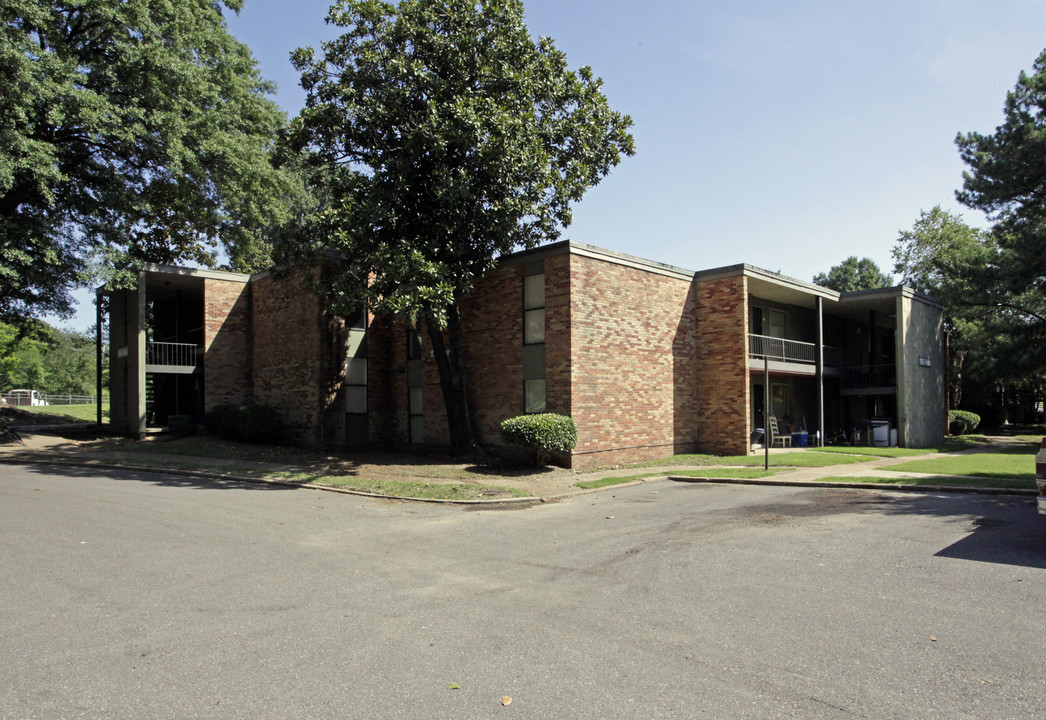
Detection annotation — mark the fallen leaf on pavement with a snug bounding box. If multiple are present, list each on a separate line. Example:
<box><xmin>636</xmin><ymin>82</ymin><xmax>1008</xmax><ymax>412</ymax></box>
<box><xmin>929</xmin><ymin>635</ymin><xmax>937</xmax><ymax>642</ymax></box>
<box><xmin>449</xmin><ymin>683</ymin><xmax>460</xmax><ymax>690</ymax></box>
<box><xmin>501</xmin><ymin>696</ymin><xmax>512</xmax><ymax>706</ymax></box>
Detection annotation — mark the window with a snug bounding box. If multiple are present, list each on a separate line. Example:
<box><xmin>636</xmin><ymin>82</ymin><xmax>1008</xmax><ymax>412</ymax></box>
<box><xmin>407</xmin><ymin>329</ymin><xmax>424</xmax><ymax>443</ymax></box>
<box><xmin>344</xmin><ymin>305</ymin><xmax>368</xmax><ymax>448</ymax></box>
<box><xmin>522</xmin><ymin>268</ymin><xmax>546</xmax><ymax>412</ymax></box>
<box><xmin>524</xmin><ymin>273</ymin><xmax>545</xmax><ymax>344</ymax></box>
<box><xmin>768</xmin><ymin>309</ymin><xmax>786</xmax><ymax>338</ymax></box>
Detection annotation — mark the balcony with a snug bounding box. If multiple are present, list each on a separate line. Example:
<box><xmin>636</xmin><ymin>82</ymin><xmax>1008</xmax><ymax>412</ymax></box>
<box><xmin>749</xmin><ymin>334</ymin><xmax>842</xmax><ymax>367</ymax></box>
<box><xmin>841</xmin><ymin>364</ymin><xmax>896</xmax><ymax>392</ymax></box>
<box><xmin>146</xmin><ymin>342</ymin><xmax>201</xmax><ymax>374</ymax></box>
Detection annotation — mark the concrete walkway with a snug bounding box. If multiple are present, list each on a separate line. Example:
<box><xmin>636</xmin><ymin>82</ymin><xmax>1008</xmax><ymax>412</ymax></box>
<box><xmin>0</xmin><ymin>426</ymin><xmax>1037</xmax><ymax>502</ymax></box>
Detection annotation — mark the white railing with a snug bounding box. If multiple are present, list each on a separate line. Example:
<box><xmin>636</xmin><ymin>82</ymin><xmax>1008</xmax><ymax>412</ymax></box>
<box><xmin>146</xmin><ymin>342</ymin><xmax>200</xmax><ymax>368</ymax></box>
<box><xmin>748</xmin><ymin>334</ymin><xmax>842</xmax><ymax>366</ymax></box>
<box><xmin>749</xmin><ymin>334</ymin><xmax>816</xmax><ymax>364</ymax></box>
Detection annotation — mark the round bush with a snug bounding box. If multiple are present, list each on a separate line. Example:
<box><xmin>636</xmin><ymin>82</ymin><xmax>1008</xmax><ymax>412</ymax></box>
<box><xmin>500</xmin><ymin>413</ymin><xmax>578</xmax><ymax>462</ymax></box>
<box><xmin>948</xmin><ymin>409</ymin><xmax>981</xmax><ymax>436</ymax></box>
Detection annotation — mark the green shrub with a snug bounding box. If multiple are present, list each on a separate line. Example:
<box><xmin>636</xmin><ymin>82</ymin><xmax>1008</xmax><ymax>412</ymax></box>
<box><xmin>167</xmin><ymin>414</ymin><xmax>196</xmax><ymax>437</ymax></box>
<box><xmin>203</xmin><ymin>404</ymin><xmax>284</xmax><ymax>444</ymax></box>
<box><xmin>949</xmin><ymin>409</ymin><xmax>981</xmax><ymax>436</ymax></box>
<box><xmin>500</xmin><ymin>413</ymin><xmax>577</xmax><ymax>465</ymax></box>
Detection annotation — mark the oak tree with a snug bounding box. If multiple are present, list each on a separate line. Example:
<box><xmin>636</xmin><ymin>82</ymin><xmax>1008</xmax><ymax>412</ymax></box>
<box><xmin>812</xmin><ymin>256</ymin><xmax>893</xmax><ymax>293</ymax></box>
<box><xmin>1</xmin><ymin>0</ymin><xmax>294</xmax><ymax>328</ymax></box>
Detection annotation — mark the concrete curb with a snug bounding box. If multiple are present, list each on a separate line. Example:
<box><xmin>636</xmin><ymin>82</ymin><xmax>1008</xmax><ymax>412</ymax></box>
<box><xmin>666</xmin><ymin>474</ymin><xmax>1038</xmax><ymax>496</ymax></box>
<box><xmin>1</xmin><ymin>446</ymin><xmax>1035</xmax><ymax>504</ymax></box>
<box><xmin>0</xmin><ymin>451</ymin><xmax>553</xmax><ymax>505</ymax></box>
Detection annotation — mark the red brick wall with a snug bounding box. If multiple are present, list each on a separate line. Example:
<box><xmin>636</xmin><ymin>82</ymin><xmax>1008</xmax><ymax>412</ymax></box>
<box><xmin>203</xmin><ymin>278</ymin><xmax>250</xmax><ymax>410</ymax></box>
<box><xmin>459</xmin><ymin>263</ymin><xmax>525</xmax><ymax>443</ymax></box>
<box><xmin>694</xmin><ymin>274</ymin><xmax>750</xmax><ymax>455</ymax></box>
<box><xmin>565</xmin><ymin>253</ymin><xmax>700</xmax><ymax>470</ymax></box>
<box><xmin>250</xmin><ymin>272</ymin><xmax>345</xmax><ymax>449</ymax></box>
<box><xmin>366</xmin><ymin>316</ymin><xmax>408</xmax><ymax>446</ymax></box>
<box><xmin>545</xmin><ymin>253</ymin><xmax>571</xmax><ymax>416</ymax></box>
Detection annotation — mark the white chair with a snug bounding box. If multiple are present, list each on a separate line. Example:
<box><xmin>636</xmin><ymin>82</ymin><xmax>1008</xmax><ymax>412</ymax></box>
<box><xmin>768</xmin><ymin>416</ymin><xmax>792</xmax><ymax>448</ymax></box>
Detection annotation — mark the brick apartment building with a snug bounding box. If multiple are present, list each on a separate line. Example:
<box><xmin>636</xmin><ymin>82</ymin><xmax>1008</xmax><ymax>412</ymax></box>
<box><xmin>104</xmin><ymin>241</ymin><xmax>946</xmax><ymax>469</ymax></box>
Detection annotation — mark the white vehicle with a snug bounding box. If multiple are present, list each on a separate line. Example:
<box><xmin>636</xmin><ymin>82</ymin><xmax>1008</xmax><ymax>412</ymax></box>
<box><xmin>1037</xmin><ymin>438</ymin><xmax>1046</xmax><ymax>515</ymax></box>
<box><xmin>4</xmin><ymin>389</ymin><xmax>48</xmax><ymax>407</ymax></box>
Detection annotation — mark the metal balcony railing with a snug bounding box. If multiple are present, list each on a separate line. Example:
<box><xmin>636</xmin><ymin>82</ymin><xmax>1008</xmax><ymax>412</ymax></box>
<box><xmin>748</xmin><ymin>334</ymin><xmax>842</xmax><ymax>367</ymax></box>
<box><xmin>146</xmin><ymin>342</ymin><xmax>200</xmax><ymax>368</ymax></box>
<box><xmin>842</xmin><ymin>364</ymin><xmax>896</xmax><ymax>389</ymax></box>
<box><xmin>749</xmin><ymin>334</ymin><xmax>816</xmax><ymax>364</ymax></box>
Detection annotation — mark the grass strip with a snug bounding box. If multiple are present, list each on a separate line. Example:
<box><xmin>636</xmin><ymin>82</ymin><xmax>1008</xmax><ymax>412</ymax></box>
<box><xmin>667</xmin><ymin>468</ymin><xmax>784</xmax><ymax>479</ymax></box>
<box><xmin>575</xmin><ymin>467</ymin><xmax>785</xmax><ymax>489</ymax></box>
<box><xmin>574</xmin><ymin>474</ymin><xmax>656</xmax><ymax>489</ymax></box>
<box><xmin>645</xmin><ymin>452</ymin><xmax>873</xmax><ymax>468</ymax></box>
<box><xmin>277</xmin><ymin>473</ymin><xmax>530</xmax><ymax>500</ymax></box>
<box><xmin>815</xmin><ymin>475</ymin><xmax>1036</xmax><ymax>491</ymax></box>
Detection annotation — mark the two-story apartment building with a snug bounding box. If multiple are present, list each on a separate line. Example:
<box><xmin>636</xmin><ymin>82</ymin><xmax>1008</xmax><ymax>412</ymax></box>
<box><xmin>103</xmin><ymin>241</ymin><xmax>945</xmax><ymax>469</ymax></box>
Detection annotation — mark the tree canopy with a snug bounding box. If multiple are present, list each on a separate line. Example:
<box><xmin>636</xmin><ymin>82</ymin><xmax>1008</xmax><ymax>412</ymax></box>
<box><xmin>812</xmin><ymin>256</ymin><xmax>893</xmax><ymax>293</ymax></box>
<box><xmin>957</xmin><ymin>48</ymin><xmax>1046</xmax><ymax>298</ymax></box>
<box><xmin>287</xmin><ymin>0</ymin><xmax>635</xmax><ymax>453</ymax></box>
<box><xmin>953</xmin><ymin>48</ymin><xmax>1046</xmax><ymax>391</ymax></box>
<box><xmin>0</xmin><ymin>0</ymin><xmax>295</xmax><ymax>328</ymax></box>
<box><xmin>0</xmin><ymin>321</ymin><xmax>97</xmax><ymax>396</ymax></box>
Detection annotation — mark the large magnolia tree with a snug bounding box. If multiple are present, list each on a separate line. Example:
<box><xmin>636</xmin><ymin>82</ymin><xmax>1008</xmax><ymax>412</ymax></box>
<box><xmin>287</xmin><ymin>0</ymin><xmax>635</xmax><ymax>454</ymax></box>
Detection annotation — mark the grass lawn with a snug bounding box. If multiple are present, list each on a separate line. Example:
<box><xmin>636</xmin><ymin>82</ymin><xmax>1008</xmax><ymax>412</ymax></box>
<box><xmin>883</xmin><ymin>444</ymin><xmax>1036</xmax><ymax>481</ymax></box>
<box><xmin>17</xmin><ymin>403</ymin><xmax>108</xmax><ymax>423</ymax></box>
<box><xmin>813</xmin><ymin>446</ymin><xmax>939</xmax><ymax>458</ymax></box>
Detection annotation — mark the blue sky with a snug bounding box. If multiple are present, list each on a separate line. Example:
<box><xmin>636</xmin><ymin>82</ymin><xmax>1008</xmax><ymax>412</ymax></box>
<box><xmin>55</xmin><ymin>0</ymin><xmax>1046</xmax><ymax>330</ymax></box>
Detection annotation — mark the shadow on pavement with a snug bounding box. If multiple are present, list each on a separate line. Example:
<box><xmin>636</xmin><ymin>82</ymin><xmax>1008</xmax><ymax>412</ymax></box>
<box><xmin>14</xmin><ymin>461</ymin><xmax>302</xmax><ymax>492</ymax></box>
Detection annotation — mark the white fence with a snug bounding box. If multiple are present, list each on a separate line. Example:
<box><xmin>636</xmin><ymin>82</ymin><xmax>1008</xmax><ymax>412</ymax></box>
<box><xmin>4</xmin><ymin>391</ymin><xmax>99</xmax><ymax>407</ymax></box>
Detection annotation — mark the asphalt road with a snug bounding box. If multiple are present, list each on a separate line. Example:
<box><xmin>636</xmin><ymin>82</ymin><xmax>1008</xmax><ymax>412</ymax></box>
<box><xmin>2</xmin><ymin>463</ymin><xmax>1045</xmax><ymax>719</ymax></box>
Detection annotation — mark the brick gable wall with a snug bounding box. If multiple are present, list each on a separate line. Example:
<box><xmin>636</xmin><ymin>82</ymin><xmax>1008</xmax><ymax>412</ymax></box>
<box><xmin>565</xmin><ymin>253</ymin><xmax>700</xmax><ymax>469</ymax></box>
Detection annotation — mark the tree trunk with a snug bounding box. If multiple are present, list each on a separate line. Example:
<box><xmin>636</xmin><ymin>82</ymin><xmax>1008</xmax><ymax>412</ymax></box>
<box><xmin>425</xmin><ymin>300</ymin><xmax>479</xmax><ymax>457</ymax></box>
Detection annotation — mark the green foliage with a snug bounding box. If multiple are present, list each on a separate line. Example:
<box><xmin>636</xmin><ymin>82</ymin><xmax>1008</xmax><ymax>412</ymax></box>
<box><xmin>167</xmin><ymin>414</ymin><xmax>197</xmax><ymax>438</ymax></box>
<box><xmin>954</xmin><ymin>49</ymin><xmax>1046</xmax><ymax>381</ymax></box>
<box><xmin>891</xmin><ymin>206</ymin><xmax>1018</xmax><ymax>407</ymax></box>
<box><xmin>812</xmin><ymin>256</ymin><xmax>893</xmax><ymax>292</ymax></box>
<box><xmin>0</xmin><ymin>0</ymin><xmax>298</xmax><ymax>326</ymax></box>
<box><xmin>0</xmin><ymin>320</ymin><xmax>97</xmax><ymax>395</ymax></box>
<box><xmin>285</xmin><ymin>0</ymin><xmax>634</xmax><ymax>454</ymax></box>
<box><xmin>948</xmin><ymin>409</ymin><xmax>981</xmax><ymax>436</ymax></box>
<box><xmin>500</xmin><ymin>413</ymin><xmax>578</xmax><ymax>460</ymax></box>
<box><xmin>203</xmin><ymin>403</ymin><xmax>284</xmax><ymax>445</ymax></box>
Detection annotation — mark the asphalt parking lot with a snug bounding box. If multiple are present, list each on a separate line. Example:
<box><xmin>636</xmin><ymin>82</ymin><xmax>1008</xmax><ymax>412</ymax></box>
<box><xmin>2</xmin><ymin>462</ymin><xmax>1044</xmax><ymax>719</ymax></box>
